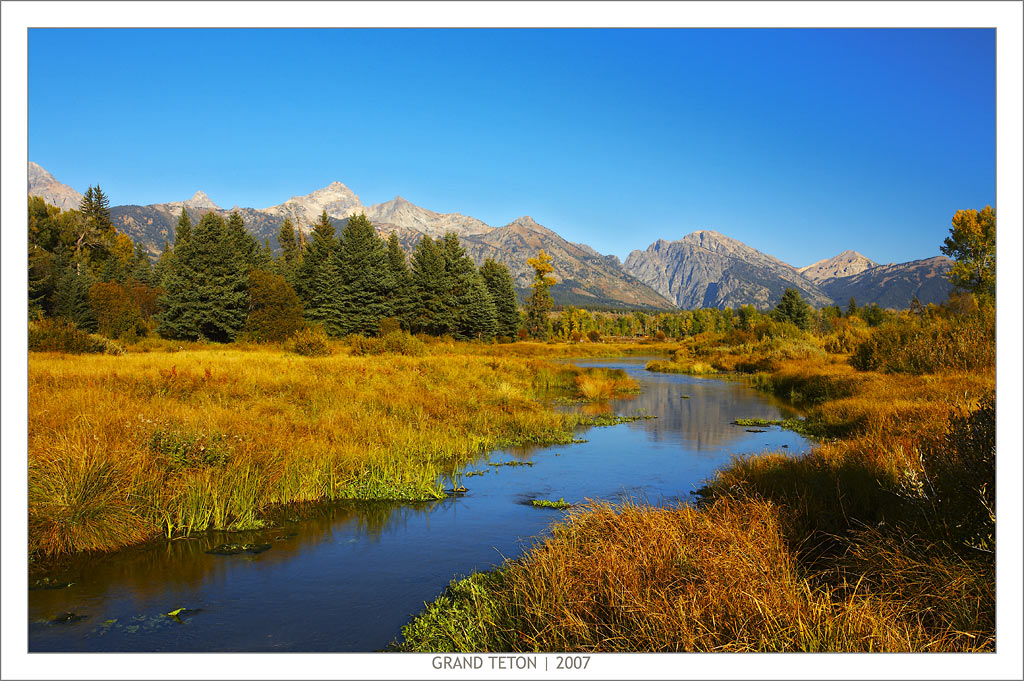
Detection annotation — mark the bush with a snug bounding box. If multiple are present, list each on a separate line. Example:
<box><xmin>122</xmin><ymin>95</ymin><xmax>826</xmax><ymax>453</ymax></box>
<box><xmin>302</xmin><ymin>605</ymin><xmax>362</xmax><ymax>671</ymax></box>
<box><xmin>349</xmin><ymin>330</ymin><xmax>426</xmax><ymax>356</ymax></box>
<box><xmin>28</xmin><ymin>318</ymin><xmax>121</xmax><ymax>354</ymax></box>
<box><xmin>378</xmin><ymin>317</ymin><xmax>402</xmax><ymax>336</ymax></box>
<box><xmin>244</xmin><ymin>270</ymin><xmax>305</xmax><ymax>342</ymax></box>
<box><xmin>89</xmin><ymin>281</ymin><xmax>145</xmax><ymax>342</ymax></box>
<box><xmin>920</xmin><ymin>395</ymin><xmax>995</xmax><ymax>549</ymax></box>
<box><xmin>851</xmin><ymin>310</ymin><xmax>994</xmax><ymax>374</ymax></box>
<box><xmin>821</xmin><ymin>322</ymin><xmax>869</xmax><ymax>354</ymax></box>
<box><xmin>586</xmin><ymin>329</ymin><xmax>602</xmax><ymax>343</ymax></box>
<box><xmin>654</xmin><ymin>330</ymin><xmax>667</xmax><ymax>341</ymax></box>
<box><xmin>289</xmin><ymin>326</ymin><xmax>331</xmax><ymax>357</ymax></box>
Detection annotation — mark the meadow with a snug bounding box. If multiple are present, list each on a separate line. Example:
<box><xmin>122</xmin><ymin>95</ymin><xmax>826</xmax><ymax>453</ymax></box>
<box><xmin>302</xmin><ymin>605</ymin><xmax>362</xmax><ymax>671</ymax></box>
<box><xmin>28</xmin><ymin>338</ymin><xmax>640</xmax><ymax>559</ymax></box>
<box><xmin>397</xmin><ymin>307</ymin><xmax>997</xmax><ymax>652</ymax></box>
<box><xmin>27</xmin><ymin>306</ymin><xmax>997</xmax><ymax>652</ymax></box>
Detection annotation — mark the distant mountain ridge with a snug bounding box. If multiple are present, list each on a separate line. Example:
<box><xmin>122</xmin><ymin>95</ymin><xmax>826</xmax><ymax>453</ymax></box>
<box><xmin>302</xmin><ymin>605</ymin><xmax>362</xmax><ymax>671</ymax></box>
<box><xmin>623</xmin><ymin>231</ymin><xmax>834</xmax><ymax>310</ymax></box>
<box><xmin>818</xmin><ymin>256</ymin><xmax>953</xmax><ymax>309</ymax></box>
<box><xmin>27</xmin><ymin>161</ymin><xmax>954</xmax><ymax>311</ymax></box>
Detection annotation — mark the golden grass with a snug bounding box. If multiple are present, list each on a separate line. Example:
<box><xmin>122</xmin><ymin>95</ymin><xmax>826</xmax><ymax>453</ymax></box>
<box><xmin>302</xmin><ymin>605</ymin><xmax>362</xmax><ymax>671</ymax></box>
<box><xmin>399</xmin><ymin>320</ymin><xmax>996</xmax><ymax>653</ymax></box>
<box><xmin>28</xmin><ymin>346</ymin><xmax>635</xmax><ymax>557</ymax></box>
<box><xmin>399</xmin><ymin>498</ymin><xmax>947</xmax><ymax>652</ymax></box>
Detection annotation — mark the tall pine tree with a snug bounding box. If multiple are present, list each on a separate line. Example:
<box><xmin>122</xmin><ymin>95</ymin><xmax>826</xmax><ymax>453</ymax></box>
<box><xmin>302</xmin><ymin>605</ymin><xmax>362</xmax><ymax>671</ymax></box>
<box><xmin>226</xmin><ymin>211</ymin><xmax>261</xmax><ymax>271</ymax></box>
<box><xmin>52</xmin><ymin>259</ymin><xmax>97</xmax><ymax>331</ymax></box>
<box><xmin>439</xmin><ymin>233</ymin><xmax>495</xmax><ymax>340</ymax></box>
<box><xmin>480</xmin><ymin>258</ymin><xmax>520</xmax><ymax>338</ymax></box>
<box><xmin>336</xmin><ymin>214</ymin><xmax>393</xmax><ymax>335</ymax></box>
<box><xmin>276</xmin><ymin>218</ymin><xmax>300</xmax><ymax>285</ymax></box>
<box><xmin>409</xmin><ymin>235</ymin><xmax>454</xmax><ymax>336</ymax></box>
<box><xmin>156</xmin><ymin>213</ymin><xmax>248</xmax><ymax>342</ymax></box>
<box><xmin>175</xmin><ymin>208</ymin><xmax>192</xmax><ymax>246</ymax></box>
<box><xmin>296</xmin><ymin>211</ymin><xmax>343</xmax><ymax>335</ymax></box>
<box><xmin>384</xmin><ymin>231</ymin><xmax>412</xmax><ymax>328</ymax></box>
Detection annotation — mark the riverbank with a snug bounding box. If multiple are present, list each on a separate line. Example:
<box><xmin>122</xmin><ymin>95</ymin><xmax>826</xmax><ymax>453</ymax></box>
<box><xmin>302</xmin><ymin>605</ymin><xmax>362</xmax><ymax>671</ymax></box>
<box><xmin>28</xmin><ymin>341</ymin><xmax>642</xmax><ymax>561</ymax></box>
<box><xmin>396</xmin><ymin>315</ymin><xmax>996</xmax><ymax>652</ymax></box>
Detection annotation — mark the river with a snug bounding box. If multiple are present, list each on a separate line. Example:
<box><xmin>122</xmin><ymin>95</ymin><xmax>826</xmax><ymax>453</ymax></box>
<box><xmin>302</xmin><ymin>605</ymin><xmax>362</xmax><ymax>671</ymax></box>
<box><xmin>28</xmin><ymin>357</ymin><xmax>809</xmax><ymax>652</ymax></box>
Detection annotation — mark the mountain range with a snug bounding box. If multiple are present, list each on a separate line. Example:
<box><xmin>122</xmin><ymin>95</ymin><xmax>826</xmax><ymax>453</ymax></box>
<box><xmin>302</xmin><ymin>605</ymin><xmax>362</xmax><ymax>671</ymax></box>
<box><xmin>28</xmin><ymin>162</ymin><xmax>953</xmax><ymax>310</ymax></box>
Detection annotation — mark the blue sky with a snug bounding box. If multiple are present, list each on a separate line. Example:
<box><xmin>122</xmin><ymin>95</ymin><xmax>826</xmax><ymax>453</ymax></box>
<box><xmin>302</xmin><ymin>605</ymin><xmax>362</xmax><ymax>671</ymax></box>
<box><xmin>28</xmin><ymin>28</ymin><xmax>994</xmax><ymax>266</ymax></box>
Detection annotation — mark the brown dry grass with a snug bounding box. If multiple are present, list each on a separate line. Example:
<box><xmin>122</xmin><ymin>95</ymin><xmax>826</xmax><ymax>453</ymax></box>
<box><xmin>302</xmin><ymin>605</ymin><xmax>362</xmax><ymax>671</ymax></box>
<box><xmin>27</xmin><ymin>347</ymin><xmax>635</xmax><ymax>557</ymax></box>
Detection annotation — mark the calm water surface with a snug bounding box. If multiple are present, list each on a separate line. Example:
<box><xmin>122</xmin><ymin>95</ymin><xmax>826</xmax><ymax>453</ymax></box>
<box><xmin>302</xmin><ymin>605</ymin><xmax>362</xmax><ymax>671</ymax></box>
<box><xmin>29</xmin><ymin>358</ymin><xmax>808</xmax><ymax>652</ymax></box>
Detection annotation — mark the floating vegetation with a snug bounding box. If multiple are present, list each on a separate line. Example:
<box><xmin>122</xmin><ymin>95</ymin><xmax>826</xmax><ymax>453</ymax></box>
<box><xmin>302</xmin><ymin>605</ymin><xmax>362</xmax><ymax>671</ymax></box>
<box><xmin>745</xmin><ymin>429</ymin><xmax>768</xmax><ymax>433</ymax></box>
<box><xmin>444</xmin><ymin>486</ymin><xmax>468</xmax><ymax>498</ymax></box>
<box><xmin>50</xmin><ymin>612</ymin><xmax>87</xmax><ymax>625</ymax></box>
<box><xmin>205</xmin><ymin>543</ymin><xmax>272</xmax><ymax>556</ymax></box>
<box><xmin>29</xmin><ymin>577</ymin><xmax>73</xmax><ymax>591</ymax></box>
<box><xmin>488</xmin><ymin>460</ymin><xmax>534</xmax><ymax>468</ymax></box>
<box><xmin>165</xmin><ymin>607</ymin><xmax>202</xmax><ymax>622</ymax></box>
<box><xmin>680</xmin><ymin>395</ymin><xmax>691</xmax><ymax>399</ymax></box>
<box><xmin>463</xmin><ymin>470</ymin><xmax>489</xmax><ymax>477</ymax></box>
<box><xmin>581</xmin><ymin>411</ymin><xmax>657</xmax><ymax>427</ymax></box>
<box><xmin>645</xmin><ymin>359</ymin><xmax>717</xmax><ymax>375</ymax></box>
<box><xmin>733</xmin><ymin>417</ymin><xmax>811</xmax><ymax>435</ymax></box>
<box><xmin>273</xmin><ymin>532</ymin><xmax>298</xmax><ymax>541</ymax></box>
<box><xmin>531</xmin><ymin>498</ymin><xmax>572</xmax><ymax>509</ymax></box>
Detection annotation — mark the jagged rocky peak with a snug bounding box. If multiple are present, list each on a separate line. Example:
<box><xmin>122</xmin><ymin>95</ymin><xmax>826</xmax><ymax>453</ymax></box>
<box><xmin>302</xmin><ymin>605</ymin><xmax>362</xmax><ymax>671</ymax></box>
<box><xmin>183</xmin><ymin>190</ymin><xmax>220</xmax><ymax>210</ymax></box>
<box><xmin>508</xmin><ymin>216</ymin><xmax>544</xmax><ymax>231</ymax></box>
<box><xmin>27</xmin><ymin>161</ymin><xmax>85</xmax><ymax>211</ymax></box>
<box><xmin>798</xmin><ymin>249</ymin><xmax>878</xmax><ymax>283</ymax></box>
<box><xmin>260</xmin><ymin>181</ymin><xmax>365</xmax><ymax>225</ymax></box>
<box><xmin>364</xmin><ymin>195</ymin><xmax>492</xmax><ymax>237</ymax></box>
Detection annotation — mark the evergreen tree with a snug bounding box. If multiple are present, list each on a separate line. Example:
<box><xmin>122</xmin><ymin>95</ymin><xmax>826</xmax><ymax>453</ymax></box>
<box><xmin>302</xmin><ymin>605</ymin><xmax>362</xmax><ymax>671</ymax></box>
<box><xmin>226</xmin><ymin>211</ymin><xmax>261</xmax><ymax>270</ymax></box>
<box><xmin>255</xmin><ymin>238</ymin><xmax>274</xmax><ymax>271</ymax></box>
<box><xmin>846</xmin><ymin>297</ymin><xmax>858</xmax><ymax>318</ymax></box>
<box><xmin>153</xmin><ymin>240</ymin><xmax>173</xmax><ymax>288</ymax></box>
<box><xmin>276</xmin><ymin>218</ymin><xmax>300</xmax><ymax>284</ymax></box>
<box><xmin>772</xmin><ymin>288</ymin><xmax>811</xmax><ymax>330</ymax></box>
<box><xmin>130</xmin><ymin>242</ymin><xmax>154</xmax><ymax>285</ymax></box>
<box><xmin>479</xmin><ymin>258</ymin><xmax>519</xmax><ymax>338</ymax></box>
<box><xmin>409</xmin><ymin>236</ymin><xmax>454</xmax><ymax>335</ymax></box>
<box><xmin>28</xmin><ymin>244</ymin><xmax>54</xmax><ymax>319</ymax></box>
<box><xmin>156</xmin><ymin>213</ymin><xmax>248</xmax><ymax>342</ymax></box>
<box><xmin>296</xmin><ymin>211</ymin><xmax>343</xmax><ymax>334</ymax></box>
<box><xmin>335</xmin><ymin>213</ymin><xmax>394</xmax><ymax>335</ymax></box>
<box><xmin>70</xmin><ymin>187</ymin><xmax>114</xmax><ymax>262</ymax></box>
<box><xmin>438</xmin><ymin>233</ymin><xmax>496</xmax><ymax>340</ymax></box>
<box><xmin>79</xmin><ymin>185</ymin><xmax>112</xmax><ymax>231</ymax></box>
<box><xmin>175</xmin><ymin>208</ymin><xmax>192</xmax><ymax>246</ymax></box>
<box><xmin>384</xmin><ymin>231</ymin><xmax>412</xmax><ymax>327</ymax></box>
<box><xmin>525</xmin><ymin>250</ymin><xmax>556</xmax><ymax>339</ymax></box>
<box><xmin>462</xmin><ymin>271</ymin><xmax>498</xmax><ymax>340</ymax></box>
<box><xmin>52</xmin><ymin>260</ymin><xmax>97</xmax><ymax>332</ymax></box>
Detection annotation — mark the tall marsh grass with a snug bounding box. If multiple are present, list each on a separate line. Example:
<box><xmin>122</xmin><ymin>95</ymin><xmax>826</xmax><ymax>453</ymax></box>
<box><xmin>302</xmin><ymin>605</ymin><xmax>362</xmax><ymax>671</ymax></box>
<box><xmin>398</xmin><ymin>499</ymin><xmax>942</xmax><ymax>652</ymax></box>
<box><xmin>400</xmin><ymin>312</ymin><xmax>996</xmax><ymax>652</ymax></box>
<box><xmin>28</xmin><ymin>348</ymin><xmax>618</xmax><ymax>557</ymax></box>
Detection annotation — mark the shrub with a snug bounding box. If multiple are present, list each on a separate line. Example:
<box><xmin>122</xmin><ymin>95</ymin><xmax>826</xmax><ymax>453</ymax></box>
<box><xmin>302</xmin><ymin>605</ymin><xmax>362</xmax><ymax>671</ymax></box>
<box><xmin>654</xmin><ymin>330</ymin><xmax>667</xmax><ymax>341</ymax></box>
<box><xmin>89</xmin><ymin>281</ymin><xmax>145</xmax><ymax>341</ymax></box>
<box><xmin>378</xmin><ymin>316</ymin><xmax>402</xmax><ymax>336</ymax></box>
<box><xmin>569</xmin><ymin>330</ymin><xmax>582</xmax><ymax>343</ymax></box>
<box><xmin>919</xmin><ymin>395</ymin><xmax>995</xmax><ymax>550</ymax></box>
<box><xmin>586</xmin><ymin>329</ymin><xmax>601</xmax><ymax>343</ymax></box>
<box><xmin>244</xmin><ymin>270</ymin><xmax>304</xmax><ymax>342</ymax></box>
<box><xmin>289</xmin><ymin>326</ymin><xmax>331</xmax><ymax>357</ymax></box>
<box><xmin>28</xmin><ymin>318</ymin><xmax>120</xmax><ymax>354</ymax></box>
<box><xmin>851</xmin><ymin>310</ymin><xmax>994</xmax><ymax>374</ymax></box>
<box><xmin>349</xmin><ymin>330</ymin><xmax>426</xmax><ymax>356</ymax></box>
